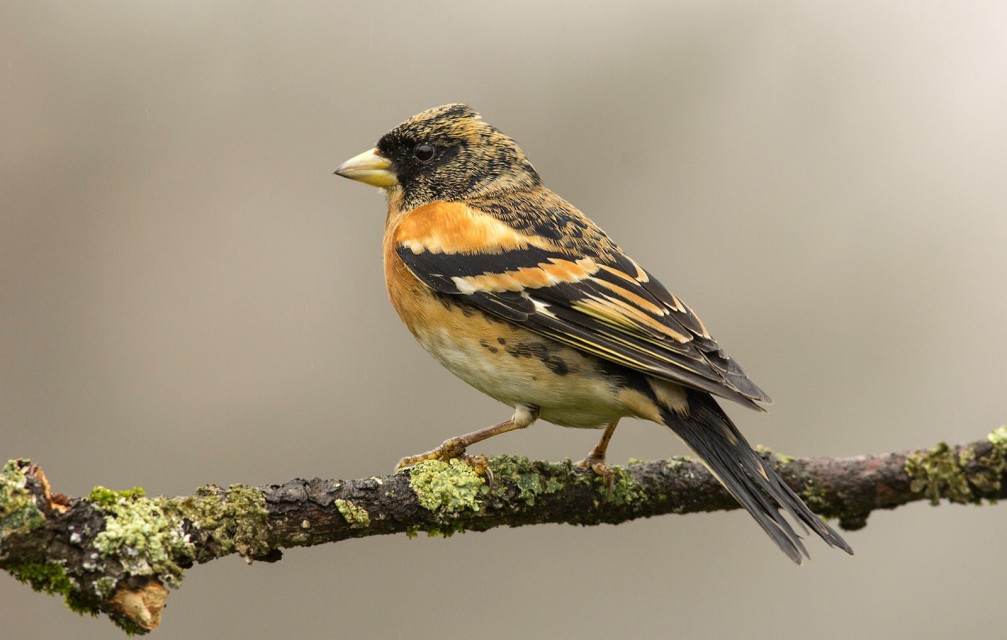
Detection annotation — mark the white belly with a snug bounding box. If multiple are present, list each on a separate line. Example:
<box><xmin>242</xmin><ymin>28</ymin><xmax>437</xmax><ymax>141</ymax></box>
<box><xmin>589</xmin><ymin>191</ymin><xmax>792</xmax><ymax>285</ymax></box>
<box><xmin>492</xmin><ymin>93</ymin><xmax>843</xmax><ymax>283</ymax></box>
<box><xmin>415</xmin><ymin>323</ymin><xmax>628</xmax><ymax>428</ymax></box>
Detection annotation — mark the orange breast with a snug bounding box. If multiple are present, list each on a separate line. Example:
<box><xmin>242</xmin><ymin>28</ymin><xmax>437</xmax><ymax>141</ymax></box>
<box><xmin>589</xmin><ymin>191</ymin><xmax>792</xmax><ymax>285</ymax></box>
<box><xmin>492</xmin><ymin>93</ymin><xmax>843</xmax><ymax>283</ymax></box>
<box><xmin>393</xmin><ymin>201</ymin><xmax>559</xmax><ymax>256</ymax></box>
<box><xmin>383</xmin><ymin>224</ymin><xmax>435</xmax><ymax>339</ymax></box>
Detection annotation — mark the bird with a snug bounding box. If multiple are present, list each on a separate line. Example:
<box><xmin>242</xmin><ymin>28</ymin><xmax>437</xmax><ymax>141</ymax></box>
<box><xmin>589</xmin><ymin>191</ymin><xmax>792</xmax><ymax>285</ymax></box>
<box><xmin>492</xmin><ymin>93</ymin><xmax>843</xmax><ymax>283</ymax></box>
<box><xmin>334</xmin><ymin>104</ymin><xmax>852</xmax><ymax>563</ymax></box>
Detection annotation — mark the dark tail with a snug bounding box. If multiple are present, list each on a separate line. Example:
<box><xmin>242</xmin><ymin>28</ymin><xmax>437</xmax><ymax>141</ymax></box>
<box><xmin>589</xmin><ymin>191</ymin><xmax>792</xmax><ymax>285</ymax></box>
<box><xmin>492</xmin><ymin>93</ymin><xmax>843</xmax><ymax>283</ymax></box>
<box><xmin>660</xmin><ymin>390</ymin><xmax>853</xmax><ymax>563</ymax></box>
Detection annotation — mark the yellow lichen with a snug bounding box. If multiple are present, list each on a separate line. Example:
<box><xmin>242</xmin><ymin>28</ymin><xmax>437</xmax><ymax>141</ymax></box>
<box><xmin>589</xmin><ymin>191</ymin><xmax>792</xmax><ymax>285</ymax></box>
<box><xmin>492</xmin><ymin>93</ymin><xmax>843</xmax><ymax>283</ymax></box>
<box><xmin>335</xmin><ymin>499</ymin><xmax>371</xmax><ymax>528</ymax></box>
<box><xmin>408</xmin><ymin>459</ymin><xmax>484</xmax><ymax>518</ymax></box>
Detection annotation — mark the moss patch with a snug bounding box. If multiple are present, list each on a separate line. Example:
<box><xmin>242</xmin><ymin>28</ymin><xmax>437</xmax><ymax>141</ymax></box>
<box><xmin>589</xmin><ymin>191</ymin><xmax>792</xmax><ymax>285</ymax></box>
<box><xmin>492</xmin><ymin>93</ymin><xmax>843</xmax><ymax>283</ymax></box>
<box><xmin>9</xmin><ymin>561</ymin><xmax>73</xmax><ymax>603</ymax></box>
<box><xmin>88</xmin><ymin>485</ymin><xmax>145</xmax><ymax>507</ymax></box>
<box><xmin>8</xmin><ymin>559</ymin><xmax>98</xmax><ymax>616</ymax></box>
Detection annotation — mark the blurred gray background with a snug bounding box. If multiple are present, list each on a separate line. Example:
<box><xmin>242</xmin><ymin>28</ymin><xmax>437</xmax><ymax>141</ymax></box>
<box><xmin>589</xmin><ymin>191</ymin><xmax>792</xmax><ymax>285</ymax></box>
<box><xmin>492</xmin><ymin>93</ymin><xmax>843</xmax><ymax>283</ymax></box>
<box><xmin>3</xmin><ymin>2</ymin><xmax>1006</xmax><ymax>638</ymax></box>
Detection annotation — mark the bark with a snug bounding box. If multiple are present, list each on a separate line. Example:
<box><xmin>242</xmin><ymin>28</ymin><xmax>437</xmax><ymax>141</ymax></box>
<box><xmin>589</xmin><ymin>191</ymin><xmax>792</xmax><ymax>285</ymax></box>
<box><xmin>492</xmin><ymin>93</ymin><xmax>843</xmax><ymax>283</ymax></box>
<box><xmin>2</xmin><ymin>428</ymin><xmax>1005</xmax><ymax>634</ymax></box>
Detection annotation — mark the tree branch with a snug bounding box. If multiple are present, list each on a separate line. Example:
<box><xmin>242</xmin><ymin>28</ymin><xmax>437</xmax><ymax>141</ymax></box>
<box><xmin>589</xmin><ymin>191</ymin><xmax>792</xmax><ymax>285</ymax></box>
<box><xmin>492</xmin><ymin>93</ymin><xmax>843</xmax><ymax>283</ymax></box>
<box><xmin>2</xmin><ymin>427</ymin><xmax>1006</xmax><ymax>634</ymax></box>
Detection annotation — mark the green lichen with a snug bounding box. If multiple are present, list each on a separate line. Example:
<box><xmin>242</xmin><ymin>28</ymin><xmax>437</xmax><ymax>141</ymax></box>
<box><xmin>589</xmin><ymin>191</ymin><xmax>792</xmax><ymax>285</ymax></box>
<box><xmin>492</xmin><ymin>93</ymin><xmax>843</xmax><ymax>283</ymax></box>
<box><xmin>665</xmin><ymin>458</ymin><xmax>686</xmax><ymax>472</ymax></box>
<box><xmin>93</xmin><ymin>575</ymin><xmax>118</xmax><ymax>599</ymax></box>
<box><xmin>334</xmin><ymin>499</ymin><xmax>371</xmax><ymax>528</ymax></box>
<box><xmin>905</xmin><ymin>442</ymin><xmax>973</xmax><ymax>505</ymax></box>
<box><xmin>408</xmin><ymin>459</ymin><xmax>485</xmax><ymax>518</ymax></box>
<box><xmin>3</xmin><ymin>462</ymin><xmax>101</xmax><ymax>618</ymax></box>
<box><xmin>603</xmin><ymin>466</ymin><xmax>646</xmax><ymax>507</ymax></box>
<box><xmin>971</xmin><ymin>427</ymin><xmax>1007</xmax><ymax>498</ymax></box>
<box><xmin>801</xmin><ymin>480</ymin><xmax>829</xmax><ymax>514</ymax></box>
<box><xmin>0</xmin><ymin>459</ymin><xmax>44</xmax><ymax>538</ymax></box>
<box><xmin>489</xmin><ymin>455</ymin><xmax>565</xmax><ymax>506</ymax></box>
<box><xmin>168</xmin><ymin>484</ymin><xmax>271</xmax><ymax>562</ymax></box>
<box><xmin>91</xmin><ymin>491</ymin><xmax>194</xmax><ymax>588</ymax></box>
<box><xmin>752</xmin><ymin>445</ymin><xmax>793</xmax><ymax>466</ymax></box>
<box><xmin>489</xmin><ymin>455</ymin><xmax>646</xmax><ymax>508</ymax></box>
<box><xmin>905</xmin><ymin>430</ymin><xmax>1007</xmax><ymax>505</ymax></box>
<box><xmin>988</xmin><ymin>426</ymin><xmax>1007</xmax><ymax>447</ymax></box>
<box><xmin>799</xmin><ymin>478</ymin><xmax>858</xmax><ymax>525</ymax></box>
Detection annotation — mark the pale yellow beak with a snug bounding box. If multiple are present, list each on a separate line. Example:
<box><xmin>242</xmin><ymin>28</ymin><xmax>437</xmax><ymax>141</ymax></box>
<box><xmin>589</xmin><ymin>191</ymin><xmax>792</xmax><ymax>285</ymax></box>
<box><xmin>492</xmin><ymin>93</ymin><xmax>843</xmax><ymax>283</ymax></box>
<box><xmin>333</xmin><ymin>147</ymin><xmax>398</xmax><ymax>187</ymax></box>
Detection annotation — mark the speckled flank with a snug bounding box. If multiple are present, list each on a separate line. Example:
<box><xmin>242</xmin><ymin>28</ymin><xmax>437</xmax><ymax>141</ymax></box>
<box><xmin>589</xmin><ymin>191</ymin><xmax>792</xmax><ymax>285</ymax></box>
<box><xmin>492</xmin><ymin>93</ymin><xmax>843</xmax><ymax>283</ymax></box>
<box><xmin>501</xmin><ymin>340</ymin><xmax>571</xmax><ymax>376</ymax></box>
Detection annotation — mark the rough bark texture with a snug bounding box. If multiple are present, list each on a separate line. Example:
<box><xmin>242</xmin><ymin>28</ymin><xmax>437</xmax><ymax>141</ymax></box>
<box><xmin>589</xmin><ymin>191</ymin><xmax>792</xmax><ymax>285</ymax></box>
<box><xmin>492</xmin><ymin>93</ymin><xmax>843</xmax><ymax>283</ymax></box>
<box><xmin>2</xmin><ymin>428</ymin><xmax>1006</xmax><ymax>634</ymax></box>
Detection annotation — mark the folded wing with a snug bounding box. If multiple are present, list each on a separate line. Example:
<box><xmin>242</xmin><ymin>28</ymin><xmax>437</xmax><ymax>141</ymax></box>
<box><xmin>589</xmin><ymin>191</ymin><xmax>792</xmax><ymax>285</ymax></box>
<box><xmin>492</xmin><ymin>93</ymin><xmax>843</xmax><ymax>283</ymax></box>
<box><xmin>393</xmin><ymin>199</ymin><xmax>771</xmax><ymax>409</ymax></box>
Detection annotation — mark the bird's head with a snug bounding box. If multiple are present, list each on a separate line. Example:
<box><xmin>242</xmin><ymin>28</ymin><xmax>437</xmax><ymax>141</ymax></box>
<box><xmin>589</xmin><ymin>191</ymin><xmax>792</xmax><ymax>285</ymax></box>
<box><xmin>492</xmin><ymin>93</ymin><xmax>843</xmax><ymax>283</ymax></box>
<box><xmin>335</xmin><ymin>104</ymin><xmax>540</xmax><ymax>209</ymax></box>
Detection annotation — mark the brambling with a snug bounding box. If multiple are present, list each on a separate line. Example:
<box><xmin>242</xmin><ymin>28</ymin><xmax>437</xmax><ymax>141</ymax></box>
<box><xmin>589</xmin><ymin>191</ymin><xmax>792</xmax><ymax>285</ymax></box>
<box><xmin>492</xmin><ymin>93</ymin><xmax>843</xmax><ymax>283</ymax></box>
<box><xmin>335</xmin><ymin>104</ymin><xmax>852</xmax><ymax>563</ymax></box>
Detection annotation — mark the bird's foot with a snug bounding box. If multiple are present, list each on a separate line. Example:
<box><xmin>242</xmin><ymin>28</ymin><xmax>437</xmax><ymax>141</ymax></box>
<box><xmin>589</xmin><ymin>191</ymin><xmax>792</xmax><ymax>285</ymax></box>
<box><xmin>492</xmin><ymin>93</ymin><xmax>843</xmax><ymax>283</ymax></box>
<box><xmin>575</xmin><ymin>454</ymin><xmax>616</xmax><ymax>492</ymax></box>
<box><xmin>395</xmin><ymin>440</ymin><xmax>493</xmax><ymax>482</ymax></box>
<box><xmin>395</xmin><ymin>437</ymin><xmax>468</xmax><ymax>471</ymax></box>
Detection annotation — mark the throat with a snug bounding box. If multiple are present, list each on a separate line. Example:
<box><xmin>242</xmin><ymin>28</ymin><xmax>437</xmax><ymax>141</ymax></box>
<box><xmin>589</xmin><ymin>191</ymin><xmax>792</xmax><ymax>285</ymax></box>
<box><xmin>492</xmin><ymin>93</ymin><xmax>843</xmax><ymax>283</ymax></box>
<box><xmin>384</xmin><ymin>187</ymin><xmax>406</xmax><ymax>228</ymax></box>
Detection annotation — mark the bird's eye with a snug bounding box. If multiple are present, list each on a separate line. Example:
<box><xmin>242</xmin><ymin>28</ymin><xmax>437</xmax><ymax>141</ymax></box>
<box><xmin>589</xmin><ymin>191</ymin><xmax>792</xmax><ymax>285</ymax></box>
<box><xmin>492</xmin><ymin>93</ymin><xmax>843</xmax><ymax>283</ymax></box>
<box><xmin>413</xmin><ymin>144</ymin><xmax>436</xmax><ymax>163</ymax></box>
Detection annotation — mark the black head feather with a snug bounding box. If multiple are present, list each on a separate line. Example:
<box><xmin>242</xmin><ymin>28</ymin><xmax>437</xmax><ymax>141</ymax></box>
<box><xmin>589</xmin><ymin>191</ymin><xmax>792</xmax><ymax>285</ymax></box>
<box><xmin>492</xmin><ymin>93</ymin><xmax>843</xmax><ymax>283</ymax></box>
<box><xmin>376</xmin><ymin>104</ymin><xmax>541</xmax><ymax>208</ymax></box>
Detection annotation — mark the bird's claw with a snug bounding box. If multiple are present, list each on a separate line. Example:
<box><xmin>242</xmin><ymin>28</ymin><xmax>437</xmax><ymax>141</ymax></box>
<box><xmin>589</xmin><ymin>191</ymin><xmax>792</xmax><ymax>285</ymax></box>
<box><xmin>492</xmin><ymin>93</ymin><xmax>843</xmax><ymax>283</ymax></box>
<box><xmin>576</xmin><ymin>455</ymin><xmax>616</xmax><ymax>493</ymax></box>
<box><xmin>395</xmin><ymin>437</ymin><xmax>468</xmax><ymax>471</ymax></box>
<box><xmin>395</xmin><ymin>440</ymin><xmax>493</xmax><ymax>483</ymax></box>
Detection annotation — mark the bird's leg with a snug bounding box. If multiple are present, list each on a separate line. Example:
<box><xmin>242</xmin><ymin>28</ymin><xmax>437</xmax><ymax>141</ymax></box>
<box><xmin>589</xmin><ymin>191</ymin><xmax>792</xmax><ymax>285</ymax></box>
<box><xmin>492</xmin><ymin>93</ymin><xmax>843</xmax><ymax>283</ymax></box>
<box><xmin>396</xmin><ymin>405</ymin><xmax>539</xmax><ymax>471</ymax></box>
<box><xmin>576</xmin><ymin>420</ymin><xmax>619</xmax><ymax>486</ymax></box>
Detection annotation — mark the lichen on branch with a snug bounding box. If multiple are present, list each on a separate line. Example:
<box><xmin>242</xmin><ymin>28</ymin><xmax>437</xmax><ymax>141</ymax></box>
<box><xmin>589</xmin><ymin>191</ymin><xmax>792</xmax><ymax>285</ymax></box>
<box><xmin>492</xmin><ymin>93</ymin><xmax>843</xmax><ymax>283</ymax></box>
<box><xmin>2</xmin><ymin>427</ymin><xmax>1006</xmax><ymax>635</ymax></box>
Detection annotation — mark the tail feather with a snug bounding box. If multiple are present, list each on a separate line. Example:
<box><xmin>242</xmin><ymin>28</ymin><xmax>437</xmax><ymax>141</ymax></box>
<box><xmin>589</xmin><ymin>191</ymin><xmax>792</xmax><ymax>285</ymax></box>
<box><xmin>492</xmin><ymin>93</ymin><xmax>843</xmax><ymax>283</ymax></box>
<box><xmin>660</xmin><ymin>390</ymin><xmax>853</xmax><ymax>563</ymax></box>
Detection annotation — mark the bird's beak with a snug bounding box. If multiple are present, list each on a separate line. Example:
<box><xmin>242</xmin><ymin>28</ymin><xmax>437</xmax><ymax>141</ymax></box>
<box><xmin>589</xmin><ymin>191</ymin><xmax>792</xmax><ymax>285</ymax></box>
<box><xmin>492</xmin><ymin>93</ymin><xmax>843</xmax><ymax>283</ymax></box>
<box><xmin>334</xmin><ymin>148</ymin><xmax>398</xmax><ymax>187</ymax></box>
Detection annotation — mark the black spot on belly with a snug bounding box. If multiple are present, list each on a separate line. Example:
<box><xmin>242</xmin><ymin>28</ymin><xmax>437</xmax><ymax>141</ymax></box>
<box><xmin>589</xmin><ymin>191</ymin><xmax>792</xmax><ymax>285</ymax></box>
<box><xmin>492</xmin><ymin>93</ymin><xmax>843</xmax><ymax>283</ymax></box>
<box><xmin>479</xmin><ymin>339</ymin><xmax>500</xmax><ymax>354</ymax></box>
<box><xmin>497</xmin><ymin>337</ymin><xmax>507</xmax><ymax>345</ymax></box>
